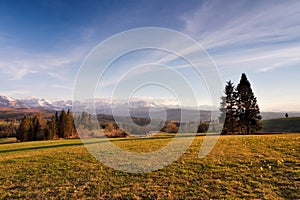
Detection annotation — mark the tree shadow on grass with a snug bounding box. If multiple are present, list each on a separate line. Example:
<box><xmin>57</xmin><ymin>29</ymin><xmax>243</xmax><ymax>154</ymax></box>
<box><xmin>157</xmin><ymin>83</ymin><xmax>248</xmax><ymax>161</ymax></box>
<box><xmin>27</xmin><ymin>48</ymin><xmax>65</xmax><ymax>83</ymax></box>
<box><xmin>0</xmin><ymin>140</ymin><xmax>97</xmax><ymax>154</ymax></box>
<box><xmin>0</xmin><ymin>134</ymin><xmax>208</xmax><ymax>154</ymax></box>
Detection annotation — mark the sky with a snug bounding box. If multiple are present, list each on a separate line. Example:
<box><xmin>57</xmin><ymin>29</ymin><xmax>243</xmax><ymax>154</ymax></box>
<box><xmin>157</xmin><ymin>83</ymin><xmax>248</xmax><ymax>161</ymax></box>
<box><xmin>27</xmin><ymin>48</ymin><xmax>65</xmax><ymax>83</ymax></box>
<box><xmin>0</xmin><ymin>0</ymin><xmax>300</xmax><ymax>111</ymax></box>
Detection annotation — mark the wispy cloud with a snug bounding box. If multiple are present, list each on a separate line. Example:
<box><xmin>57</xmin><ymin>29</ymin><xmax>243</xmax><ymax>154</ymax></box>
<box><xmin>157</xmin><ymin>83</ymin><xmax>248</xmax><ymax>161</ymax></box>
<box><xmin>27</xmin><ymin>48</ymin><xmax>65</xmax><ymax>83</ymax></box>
<box><xmin>1</xmin><ymin>63</ymin><xmax>37</xmax><ymax>80</ymax></box>
<box><xmin>178</xmin><ymin>0</ymin><xmax>300</xmax><ymax>72</ymax></box>
<box><xmin>181</xmin><ymin>1</ymin><xmax>300</xmax><ymax>49</ymax></box>
<box><xmin>109</xmin><ymin>0</ymin><xmax>300</xmax><ymax>80</ymax></box>
<box><xmin>0</xmin><ymin>44</ymin><xmax>90</xmax><ymax>80</ymax></box>
<box><xmin>213</xmin><ymin>45</ymin><xmax>300</xmax><ymax>72</ymax></box>
<box><xmin>0</xmin><ymin>90</ymin><xmax>30</xmax><ymax>97</ymax></box>
<box><xmin>52</xmin><ymin>84</ymin><xmax>74</xmax><ymax>90</ymax></box>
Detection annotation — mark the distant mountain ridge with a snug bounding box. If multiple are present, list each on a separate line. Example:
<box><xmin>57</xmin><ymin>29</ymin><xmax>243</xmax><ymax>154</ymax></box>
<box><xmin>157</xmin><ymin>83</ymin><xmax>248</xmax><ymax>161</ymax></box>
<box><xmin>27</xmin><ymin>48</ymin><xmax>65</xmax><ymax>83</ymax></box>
<box><xmin>0</xmin><ymin>95</ymin><xmax>299</xmax><ymax>120</ymax></box>
<box><xmin>0</xmin><ymin>95</ymin><xmax>216</xmax><ymax>111</ymax></box>
<box><xmin>0</xmin><ymin>96</ymin><xmax>71</xmax><ymax>110</ymax></box>
<box><xmin>0</xmin><ymin>96</ymin><xmax>72</xmax><ymax>110</ymax></box>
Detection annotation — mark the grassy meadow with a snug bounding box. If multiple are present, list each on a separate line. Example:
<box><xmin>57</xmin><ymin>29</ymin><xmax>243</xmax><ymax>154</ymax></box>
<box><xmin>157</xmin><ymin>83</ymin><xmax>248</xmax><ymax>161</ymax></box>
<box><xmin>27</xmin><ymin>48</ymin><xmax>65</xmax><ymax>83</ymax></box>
<box><xmin>262</xmin><ymin>117</ymin><xmax>300</xmax><ymax>132</ymax></box>
<box><xmin>0</xmin><ymin>134</ymin><xmax>299</xmax><ymax>199</ymax></box>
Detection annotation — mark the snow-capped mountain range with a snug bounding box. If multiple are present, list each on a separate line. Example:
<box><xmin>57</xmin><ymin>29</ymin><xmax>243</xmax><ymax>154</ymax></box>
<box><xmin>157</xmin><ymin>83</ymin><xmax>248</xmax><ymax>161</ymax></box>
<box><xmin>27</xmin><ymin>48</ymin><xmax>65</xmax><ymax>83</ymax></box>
<box><xmin>0</xmin><ymin>95</ymin><xmax>216</xmax><ymax>112</ymax></box>
<box><xmin>0</xmin><ymin>96</ymin><xmax>72</xmax><ymax>110</ymax></box>
<box><xmin>2</xmin><ymin>95</ymin><xmax>298</xmax><ymax>120</ymax></box>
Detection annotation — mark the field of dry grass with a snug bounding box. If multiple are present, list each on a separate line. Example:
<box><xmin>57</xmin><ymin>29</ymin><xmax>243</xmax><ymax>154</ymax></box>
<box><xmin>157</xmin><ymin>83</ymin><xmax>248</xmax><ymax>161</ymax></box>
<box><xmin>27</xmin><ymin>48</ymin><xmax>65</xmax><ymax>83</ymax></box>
<box><xmin>0</xmin><ymin>134</ymin><xmax>299</xmax><ymax>199</ymax></box>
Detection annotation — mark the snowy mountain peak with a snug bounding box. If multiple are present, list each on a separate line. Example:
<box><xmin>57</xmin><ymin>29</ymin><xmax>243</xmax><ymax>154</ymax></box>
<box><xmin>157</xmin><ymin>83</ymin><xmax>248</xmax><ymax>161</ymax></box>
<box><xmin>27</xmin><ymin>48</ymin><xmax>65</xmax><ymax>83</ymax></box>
<box><xmin>1</xmin><ymin>96</ymin><xmax>16</xmax><ymax>102</ymax></box>
<box><xmin>0</xmin><ymin>96</ymin><xmax>63</xmax><ymax>110</ymax></box>
<box><xmin>0</xmin><ymin>95</ymin><xmax>217</xmax><ymax>113</ymax></box>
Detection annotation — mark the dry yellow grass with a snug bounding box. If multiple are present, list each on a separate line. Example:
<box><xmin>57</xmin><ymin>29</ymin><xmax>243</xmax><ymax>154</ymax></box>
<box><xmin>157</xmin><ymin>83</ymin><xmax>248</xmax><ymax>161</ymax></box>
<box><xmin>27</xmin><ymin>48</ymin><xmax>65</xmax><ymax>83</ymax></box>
<box><xmin>0</xmin><ymin>134</ymin><xmax>299</xmax><ymax>199</ymax></box>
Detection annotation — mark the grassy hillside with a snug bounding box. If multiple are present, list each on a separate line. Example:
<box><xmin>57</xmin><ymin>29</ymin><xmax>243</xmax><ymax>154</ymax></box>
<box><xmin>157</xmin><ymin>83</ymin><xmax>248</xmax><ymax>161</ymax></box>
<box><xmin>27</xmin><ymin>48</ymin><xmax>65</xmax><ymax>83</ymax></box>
<box><xmin>262</xmin><ymin>117</ymin><xmax>300</xmax><ymax>132</ymax></box>
<box><xmin>0</xmin><ymin>134</ymin><xmax>299</xmax><ymax>199</ymax></box>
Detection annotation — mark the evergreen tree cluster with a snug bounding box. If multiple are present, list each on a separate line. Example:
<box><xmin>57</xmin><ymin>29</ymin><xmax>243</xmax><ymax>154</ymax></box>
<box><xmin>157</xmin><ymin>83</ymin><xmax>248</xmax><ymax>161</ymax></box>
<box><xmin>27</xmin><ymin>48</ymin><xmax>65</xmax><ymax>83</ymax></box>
<box><xmin>17</xmin><ymin>109</ymin><xmax>78</xmax><ymax>142</ymax></box>
<box><xmin>76</xmin><ymin>111</ymin><xmax>96</xmax><ymax>130</ymax></box>
<box><xmin>197</xmin><ymin>122</ymin><xmax>209</xmax><ymax>133</ymax></box>
<box><xmin>220</xmin><ymin>73</ymin><xmax>262</xmax><ymax>135</ymax></box>
<box><xmin>0</xmin><ymin>119</ymin><xmax>17</xmax><ymax>138</ymax></box>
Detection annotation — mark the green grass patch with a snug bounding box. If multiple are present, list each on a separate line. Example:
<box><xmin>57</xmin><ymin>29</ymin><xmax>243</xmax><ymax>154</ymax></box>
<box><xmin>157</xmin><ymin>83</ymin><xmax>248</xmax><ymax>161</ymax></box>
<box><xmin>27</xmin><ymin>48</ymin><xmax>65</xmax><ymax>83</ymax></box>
<box><xmin>262</xmin><ymin>117</ymin><xmax>300</xmax><ymax>132</ymax></box>
<box><xmin>0</xmin><ymin>134</ymin><xmax>299</xmax><ymax>199</ymax></box>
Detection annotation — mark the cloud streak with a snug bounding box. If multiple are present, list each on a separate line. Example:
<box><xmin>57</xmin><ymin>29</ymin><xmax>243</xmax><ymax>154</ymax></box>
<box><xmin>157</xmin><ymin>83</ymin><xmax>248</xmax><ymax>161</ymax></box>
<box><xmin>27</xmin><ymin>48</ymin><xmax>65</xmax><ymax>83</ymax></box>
<box><xmin>0</xmin><ymin>44</ymin><xmax>90</xmax><ymax>80</ymax></box>
<box><xmin>179</xmin><ymin>0</ymin><xmax>300</xmax><ymax>72</ymax></box>
<box><xmin>213</xmin><ymin>45</ymin><xmax>300</xmax><ymax>72</ymax></box>
<box><xmin>0</xmin><ymin>90</ymin><xmax>30</xmax><ymax>97</ymax></box>
<box><xmin>181</xmin><ymin>1</ymin><xmax>300</xmax><ymax>49</ymax></box>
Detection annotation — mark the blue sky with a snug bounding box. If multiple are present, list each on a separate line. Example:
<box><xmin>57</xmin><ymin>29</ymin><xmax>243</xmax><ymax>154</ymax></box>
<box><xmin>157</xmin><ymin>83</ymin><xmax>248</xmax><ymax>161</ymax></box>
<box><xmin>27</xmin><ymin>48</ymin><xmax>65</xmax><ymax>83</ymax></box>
<box><xmin>0</xmin><ymin>0</ymin><xmax>300</xmax><ymax>111</ymax></box>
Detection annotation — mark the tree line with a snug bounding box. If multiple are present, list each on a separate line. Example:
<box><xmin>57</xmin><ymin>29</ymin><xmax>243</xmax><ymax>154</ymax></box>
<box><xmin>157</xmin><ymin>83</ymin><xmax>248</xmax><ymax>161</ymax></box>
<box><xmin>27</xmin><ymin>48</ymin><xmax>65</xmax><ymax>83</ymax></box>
<box><xmin>219</xmin><ymin>73</ymin><xmax>262</xmax><ymax>134</ymax></box>
<box><xmin>4</xmin><ymin>73</ymin><xmax>262</xmax><ymax>141</ymax></box>
<box><xmin>16</xmin><ymin>109</ymin><xmax>78</xmax><ymax>142</ymax></box>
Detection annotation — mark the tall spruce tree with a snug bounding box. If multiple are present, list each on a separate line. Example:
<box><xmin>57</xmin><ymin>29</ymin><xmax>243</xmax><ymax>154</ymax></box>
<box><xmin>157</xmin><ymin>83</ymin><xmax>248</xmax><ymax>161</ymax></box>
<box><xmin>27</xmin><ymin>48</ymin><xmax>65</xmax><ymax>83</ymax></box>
<box><xmin>57</xmin><ymin>109</ymin><xmax>75</xmax><ymax>138</ymax></box>
<box><xmin>236</xmin><ymin>73</ymin><xmax>262</xmax><ymax>134</ymax></box>
<box><xmin>46</xmin><ymin>115</ymin><xmax>58</xmax><ymax>139</ymax></box>
<box><xmin>32</xmin><ymin>115</ymin><xmax>43</xmax><ymax>140</ymax></box>
<box><xmin>17</xmin><ymin>116</ymin><xmax>33</xmax><ymax>142</ymax></box>
<box><xmin>58</xmin><ymin>110</ymin><xmax>67</xmax><ymax>138</ymax></box>
<box><xmin>66</xmin><ymin>109</ymin><xmax>75</xmax><ymax>138</ymax></box>
<box><xmin>219</xmin><ymin>81</ymin><xmax>238</xmax><ymax>134</ymax></box>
